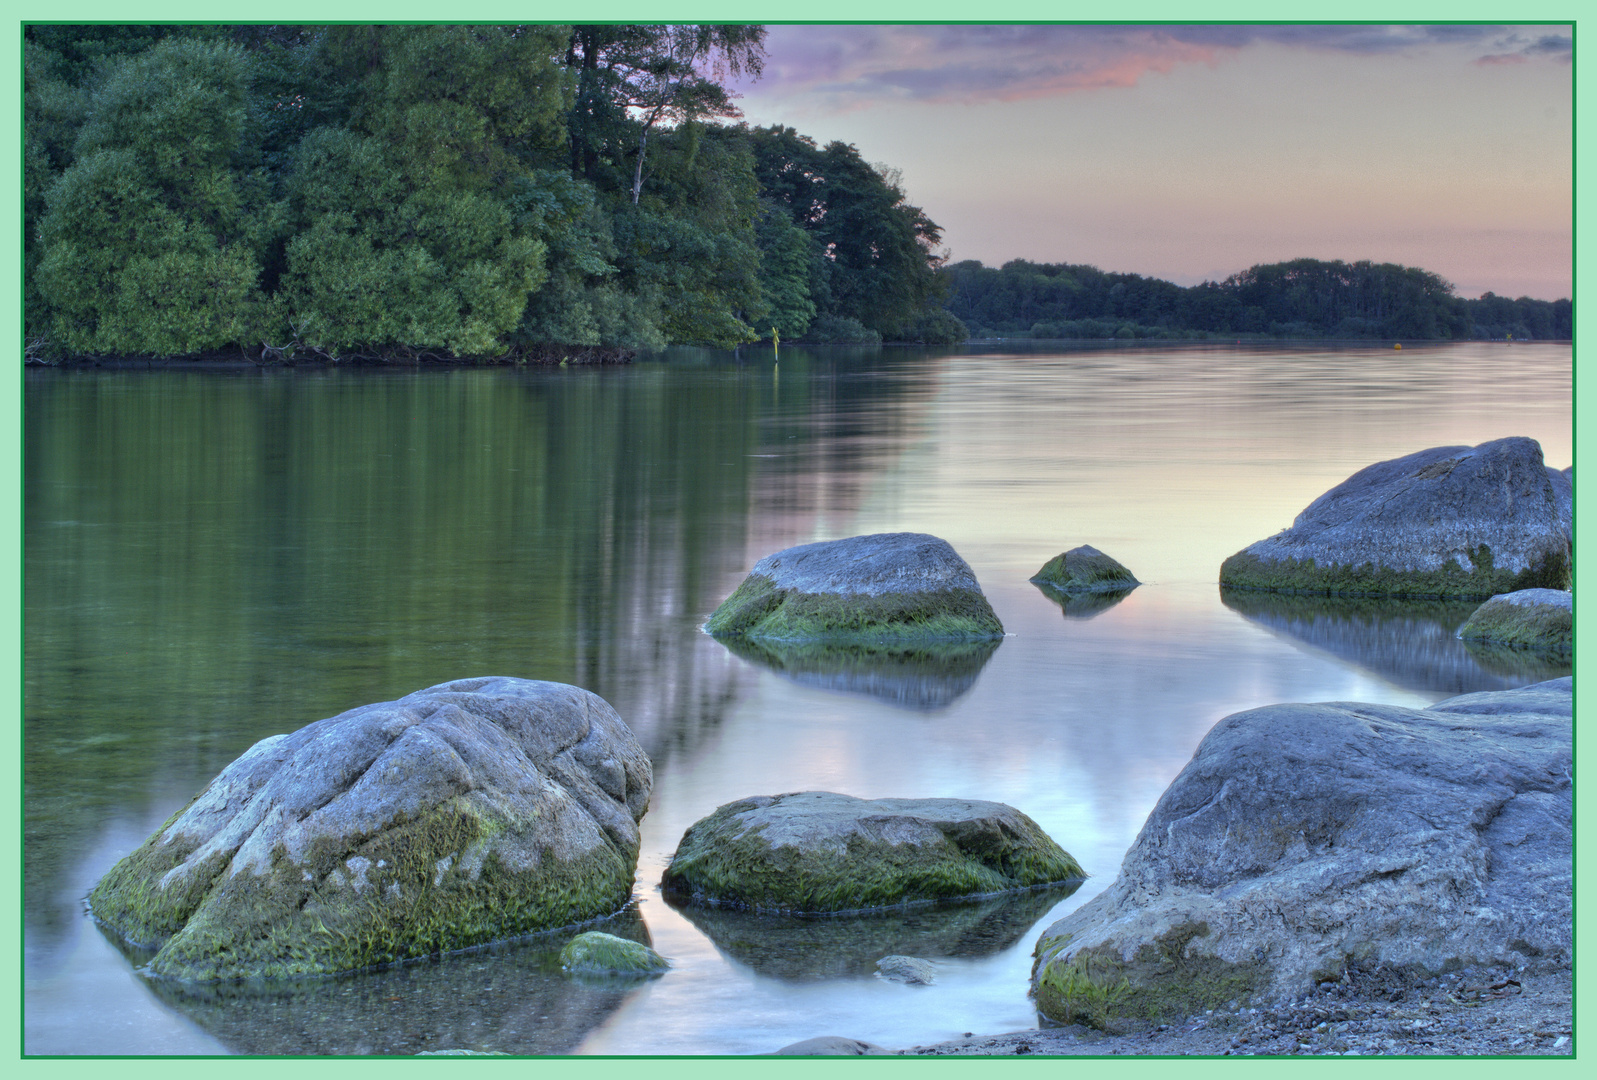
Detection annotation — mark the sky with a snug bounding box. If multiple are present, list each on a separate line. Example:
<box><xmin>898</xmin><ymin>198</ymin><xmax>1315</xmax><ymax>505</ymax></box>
<box><xmin>726</xmin><ymin>24</ymin><xmax>1573</xmax><ymax>300</ymax></box>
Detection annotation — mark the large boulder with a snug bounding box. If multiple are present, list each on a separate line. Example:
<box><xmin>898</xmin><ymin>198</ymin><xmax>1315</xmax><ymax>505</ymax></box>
<box><xmin>1031</xmin><ymin>679</ymin><xmax>1571</xmax><ymax>1028</ymax></box>
<box><xmin>1031</xmin><ymin>545</ymin><xmax>1139</xmax><ymax>593</ymax></box>
<box><xmin>661</xmin><ymin>792</ymin><xmax>1082</xmax><ymax>914</ymax></box>
<box><xmin>1459</xmin><ymin>588</ymin><xmax>1572</xmax><ymax>654</ymax></box>
<box><xmin>89</xmin><ymin>677</ymin><xmax>652</xmax><ymax>981</ymax></box>
<box><xmin>1220</xmin><ymin>437</ymin><xmax>1570</xmax><ymax>599</ymax></box>
<box><xmin>705</xmin><ymin>533</ymin><xmax>1003</xmax><ymax>642</ymax></box>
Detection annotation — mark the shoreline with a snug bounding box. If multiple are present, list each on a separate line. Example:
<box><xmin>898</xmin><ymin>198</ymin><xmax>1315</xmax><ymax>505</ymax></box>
<box><xmin>895</xmin><ymin>967</ymin><xmax>1573</xmax><ymax>1057</ymax></box>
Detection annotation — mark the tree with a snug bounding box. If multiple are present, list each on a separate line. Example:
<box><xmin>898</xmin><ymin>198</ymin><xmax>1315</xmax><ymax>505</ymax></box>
<box><xmin>34</xmin><ymin>37</ymin><xmax>270</xmax><ymax>356</ymax></box>
<box><xmin>563</xmin><ymin>25</ymin><xmax>765</xmax><ymax>204</ymax></box>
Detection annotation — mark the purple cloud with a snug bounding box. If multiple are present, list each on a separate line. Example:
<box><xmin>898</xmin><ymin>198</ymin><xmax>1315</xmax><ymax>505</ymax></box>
<box><xmin>736</xmin><ymin>24</ymin><xmax>1572</xmax><ymax>109</ymax></box>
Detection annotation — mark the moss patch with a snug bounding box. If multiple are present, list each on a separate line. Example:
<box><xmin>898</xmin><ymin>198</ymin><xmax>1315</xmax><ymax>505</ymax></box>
<box><xmin>559</xmin><ymin>931</ymin><xmax>668</xmax><ymax>976</ymax></box>
<box><xmin>92</xmin><ymin>797</ymin><xmax>637</xmax><ymax>981</ymax></box>
<box><xmin>1458</xmin><ymin>597</ymin><xmax>1572</xmax><ymax>654</ymax></box>
<box><xmin>1031</xmin><ymin>548</ymin><xmax>1138</xmax><ymax>592</ymax></box>
<box><xmin>1034</xmin><ymin>923</ymin><xmax>1265</xmax><ymax>1029</ymax></box>
<box><xmin>661</xmin><ymin>801</ymin><xmax>1083</xmax><ymax>914</ymax></box>
<box><xmin>1219</xmin><ymin>545</ymin><xmax>1570</xmax><ymax>601</ymax></box>
<box><xmin>705</xmin><ymin>574</ymin><xmax>1003</xmax><ymax>642</ymax></box>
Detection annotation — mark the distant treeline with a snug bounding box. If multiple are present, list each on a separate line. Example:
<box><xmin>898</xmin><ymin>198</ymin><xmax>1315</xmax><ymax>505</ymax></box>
<box><xmin>942</xmin><ymin>257</ymin><xmax>1570</xmax><ymax>341</ymax></box>
<box><xmin>24</xmin><ymin>24</ymin><xmax>958</xmax><ymax>363</ymax></box>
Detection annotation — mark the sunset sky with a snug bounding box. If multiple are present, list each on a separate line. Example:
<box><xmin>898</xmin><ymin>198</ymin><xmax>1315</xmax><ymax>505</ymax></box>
<box><xmin>727</xmin><ymin>23</ymin><xmax>1573</xmax><ymax>301</ymax></box>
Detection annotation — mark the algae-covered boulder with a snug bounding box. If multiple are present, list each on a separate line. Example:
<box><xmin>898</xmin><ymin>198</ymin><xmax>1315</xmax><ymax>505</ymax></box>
<box><xmin>559</xmin><ymin>931</ymin><xmax>668</xmax><ymax>976</ymax></box>
<box><xmin>89</xmin><ymin>677</ymin><xmax>652</xmax><ymax>981</ymax></box>
<box><xmin>1459</xmin><ymin>588</ymin><xmax>1572</xmax><ymax>654</ymax></box>
<box><xmin>1031</xmin><ymin>545</ymin><xmax>1139</xmax><ymax>593</ymax></box>
<box><xmin>1220</xmin><ymin>437</ymin><xmax>1570</xmax><ymax>599</ymax></box>
<box><xmin>1030</xmin><ymin>679</ymin><xmax>1571</xmax><ymax>1029</ymax></box>
<box><xmin>661</xmin><ymin>792</ymin><xmax>1083</xmax><ymax>914</ymax></box>
<box><xmin>705</xmin><ymin>533</ymin><xmax>1003</xmax><ymax>642</ymax></box>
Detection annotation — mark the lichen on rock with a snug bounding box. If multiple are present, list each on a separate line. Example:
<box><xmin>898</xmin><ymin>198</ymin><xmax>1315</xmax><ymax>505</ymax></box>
<box><xmin>1031</xmin><ymin>545</ymin><xmax>1139</xmax><ymax>593</ymax></box>
<box><xmin>661</xmin><ymin>791</ymin><xmax>1083</xmax><ymax>914</ymax></box>
<box><xmin>1219</xmin><ymin>438</ymin><xmax>1570</xmax><ymax>599</ymax></box>
<box><xmin>89</xmin><ymin>677</ymin><xmax>652</xmax><ymax>981</ymax></box>
<box><xmin>705</xmin><ymin>533</ymin><xmax>1003</xmax><ymax>643</ymax></box>
<box><xmin>1458</xmin><ymin>589</ymin><xmax>1572</xmax><ymax>654</ymax></box>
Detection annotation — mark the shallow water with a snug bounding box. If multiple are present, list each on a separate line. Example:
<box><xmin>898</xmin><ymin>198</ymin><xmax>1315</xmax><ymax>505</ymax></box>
<box><xmin>23</xmin><ymin>341</ymin><xmax>1571</xmax><ymax>1055</ymax></box>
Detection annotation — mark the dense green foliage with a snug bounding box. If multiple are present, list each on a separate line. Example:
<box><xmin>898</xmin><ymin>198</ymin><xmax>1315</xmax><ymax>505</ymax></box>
<box><xmin>25</xmin><ymin>24</ymin><xmax>954</xmax><ymax>361</ymax></box>
<box><xmin>945</xmin><ymin>257</ymin><xmax>1569</xmax><ymax>341</ymax></box>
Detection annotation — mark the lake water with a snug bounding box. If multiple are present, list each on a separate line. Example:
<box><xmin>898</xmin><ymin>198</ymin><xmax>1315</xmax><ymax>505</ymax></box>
<box><xmin>23</xmin><ymin>341</ymin><xmax>1572</xmax><ymax>1055</ymax></box>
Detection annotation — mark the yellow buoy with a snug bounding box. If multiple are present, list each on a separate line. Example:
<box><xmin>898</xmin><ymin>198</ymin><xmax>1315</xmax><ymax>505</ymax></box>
<box><xmin>1394</xmin><ymin>343</ymin><xmax>1402</xmax><ymax>350</ymax></box>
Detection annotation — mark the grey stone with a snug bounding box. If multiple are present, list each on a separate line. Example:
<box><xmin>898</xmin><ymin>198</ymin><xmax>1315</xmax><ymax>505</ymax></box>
<box><xmin>1458</xmin><ymin>589</ymin><xmax>1572</xmax><ymax>654</ymax></box>
<box><xmin>661</xmin><ymin>792</ymin><xmax>1084</xmax><ymax>914</ymax></box>
<box><xmin>1220</xmin><ymin>437</ymin><xmax>1570</xmax><ymax>598</ymax></box>
<box><xmin>90</xmin><ymin>677</ymin><xmax>652</xmax><ymax>981</ymax></box>
<box><xmin>876</xmin><ymin>954</ymin><xmax>938</xmax><ymax>984</ymax></box>
<box><xmin>1032</xmin><ymin>679</ymin><xmax>1571</xmax><ymax>1027</ymax></box>
<box><xmin>772</xmin><ymin>1036</ymin><xmax>893</xmax><ymax>1055</ymax></box>
<box><xmin>705</xmin><ymin>532</ymin><xmax>1003</xmax><ymax>642</ymax></box>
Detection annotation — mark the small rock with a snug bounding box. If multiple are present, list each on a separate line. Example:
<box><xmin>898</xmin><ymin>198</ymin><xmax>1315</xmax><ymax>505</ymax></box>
<box><xmin>1458</xmin><ymin>589</ymin><xmax>1572</xmax><ymax>654</ymax></box>
<box><xmin>559</xmin><ymin>931</ymin><xmax>668</xmax><ymax>976</ymax></box>
<box><xmin>1031</xmin><ymin>545</ymin><xmax>1139</xmax><ymax>593</ymax></box>
<box><xmin>876</xmin><ymin>955</ymin><xmax>937</xmax><ymax>985</ymax></box>
<box><xmin>771</xmin><ymin>1036</ymin><xmax>892</xmax><ymax>1056</ymax></box>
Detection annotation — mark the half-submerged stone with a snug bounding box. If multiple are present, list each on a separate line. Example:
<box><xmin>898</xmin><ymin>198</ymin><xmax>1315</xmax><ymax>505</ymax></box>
<box><xmin>1219</xmin><ymin>437</ymin><xmax>1570</xmax><ymax>599</ymax></box>
<box><xmin>1031</xmin><ymin>545</ymin><xmax>1139</xmax><ymax>593</ymax></box>
<box><xmin>559</xmin><ymin>931</ymin><xmax>669</xmax><ymax>976</ymax></box>
<box><xmin>1459</xmin><ymin>588</ymin><xmax>1572</xmax><ymax>654</ymax></box>
<box><xmin>705</xmin><ymin>533</ymin><xmax>1003</xmax><ymax>643</ymax></box>
<box><xmin>1030</xmin><ymin>678</ymin><xmax>1571</xmax><ymax>1029</ymax></box>
<box><xmin>661</xmin><ymin>792</ymin><xmax>1083</xmax><ymax>914</ymax></box>
<box><xmin>89</xmin><ymin>677</ymin><xmax>652</xmax><ymax>981</ymax></box>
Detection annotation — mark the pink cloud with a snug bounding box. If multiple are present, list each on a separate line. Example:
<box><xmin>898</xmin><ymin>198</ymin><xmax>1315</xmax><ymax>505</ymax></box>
<box><xmin>735</xmin><ymin>24</ymin><xmax>1572</xmax><ymax>113</ymax></box>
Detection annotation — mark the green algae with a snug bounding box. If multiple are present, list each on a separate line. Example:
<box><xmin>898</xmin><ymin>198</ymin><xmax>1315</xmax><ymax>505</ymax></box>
<box><xmin>660</xmin><ymin>800</ymin><xmax>1084</xmax><ymax>914</ymax></box>
<box><xmin>90</xmin><ymin>797</ymin><xmax>638</xmax><ymax>981</ymax></box>
<box><xmin>705</xmin><ymin>574</ymin><xmax>1004</xmax><ymax>643</ymax></box>
<box><xmin>1218</xmin><ymin>544</ymin><xmax>1571</xmax><ymax>601</ymax></box>
<box><xmin>1033</xmin><ymin>923</ymin><xmax>1264</xmax><ymax>1029</ymax></box>
<box><xmin>1031</xmin><ymin>548</ymin><xmax>1139</xmax><ymax>592</ymax></box>
<box><xmin>559</xmin><ymin>931</ymin><xmax>669</xmax><ymax>976</ymax></box>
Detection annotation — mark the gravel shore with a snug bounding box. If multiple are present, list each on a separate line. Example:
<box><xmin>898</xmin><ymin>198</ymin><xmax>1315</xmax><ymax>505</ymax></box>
<box><xmin>898</xmin><ymin>965</ymin><xmax>1573</xmax><ymax>1057</ymax></box>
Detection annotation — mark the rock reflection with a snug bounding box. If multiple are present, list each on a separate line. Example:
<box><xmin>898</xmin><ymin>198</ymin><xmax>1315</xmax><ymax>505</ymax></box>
<box><xmin>666</xmin><ymin>884</ymin><xmax>1079</xmax><ymax>981</ymax></box>
<box><xmin>1219</xmin><ymin>589</ymin><xmax>1570</xmax><ymax>694</ymax></box>
<box><xmin>1033</xmin><ymin>582</ymin><xmax>1137</xmax><ymax>620</ymax></box>
<box><xmin>130</xmin><ymin>909</ymin><xmax>654</xmax><ymax>1056</ymax></box>
<box><xmin>715</xmin><ymin>637</ymin><xmax>1001</xmax><ymax>711</ymax></box>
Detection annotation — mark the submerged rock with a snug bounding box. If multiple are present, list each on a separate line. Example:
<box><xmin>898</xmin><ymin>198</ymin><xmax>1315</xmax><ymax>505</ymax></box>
<box><xmin>90</xmin><ymin>677</ymin><xmax>652</xmax><ymax>981</ymax></box>
<box><xmin>1031</xmin><ymin>679</ymin><xmax>1571</xmax><ymax>1029</ymax></box>
<box><xmin>1219</xmin><ymin>437</ymin><xmax>1570</xmax><ymax>599</ymax></box>
<box><xmin>661</xmin><ymin>791</ymin><xmax>1083</xmax><ymax>914</ymax></box>
<box><xmin>705</xmin><ymin>533</ymin><xmax>1003</xmax><ymax>643</ymax></box>
<box><xmin>876</xmin><ymin>954</ymin><xmax>937</xmax><ymax>985</ymax></box>
<box><xmin>559</xmin><ymin>930</ymin><xmax>668</xmax><ymax>976</ymax></box>
<box><xmin>1031</xmin><ymin>545</ymin><xmax>1139</xmax><ymax>593</ymax></box>
<box><xmin>771</xmin><ymin>1036</ymin><xmax>892</xmax><ymax>1056</ymax></box>
<box><xmin>1458</xmin><ymin>589</ymin><xmax>1572</xmax><ymax>654</ymax></box>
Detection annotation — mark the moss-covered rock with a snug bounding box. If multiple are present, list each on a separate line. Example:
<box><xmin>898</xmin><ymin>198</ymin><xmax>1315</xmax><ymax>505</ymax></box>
<box><xmin>1219</xmin><ymin>438</ymin><xmax>1571</xmax><ymax>599</ymax></box>
<box><xmin>1031</xmin><ymin>545</ymin><xmax>1139</xmax><ymax>593</ymax></box>
<box><xmin>705</xmin><ymin>533</ymin><xmax>1003</xmax><ymax>643</ymax></box>
<box><xmin>1458</xmin><ymin>589</ymin><xmax>1572</xmax><ymax>654</ymax></box>
<box><xmin>1031</xmin><ymin>679</ymin><xmax>1572</xmax><ymax>1028</ymax></box>
<box><xmin>89</xmin><ymin>677</ymin><xmax>652</xmax><ymax>981</ymax></box>
<box><xmin>559</xmin><ymin>931</ymin><xmax>668</xmax><ymax>976</ymax></box>
<box><xmin>660</xmin><ymin>792</ymin><xmax>1083</xmax><ymax>914</ymax></box>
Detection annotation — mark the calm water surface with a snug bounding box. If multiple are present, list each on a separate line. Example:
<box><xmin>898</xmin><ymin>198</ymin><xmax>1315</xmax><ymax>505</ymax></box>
<box><xmin>23</xmin><ymin>342</ymin><xmax>1571</xmax><ymax>1055</ymax></box>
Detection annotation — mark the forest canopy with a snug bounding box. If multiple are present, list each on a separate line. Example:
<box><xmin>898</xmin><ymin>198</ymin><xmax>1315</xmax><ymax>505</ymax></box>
<box><xmin>24</xmin><ymin>25</ymin><xmax>1569</xmax><ymax>362</ymax></box>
